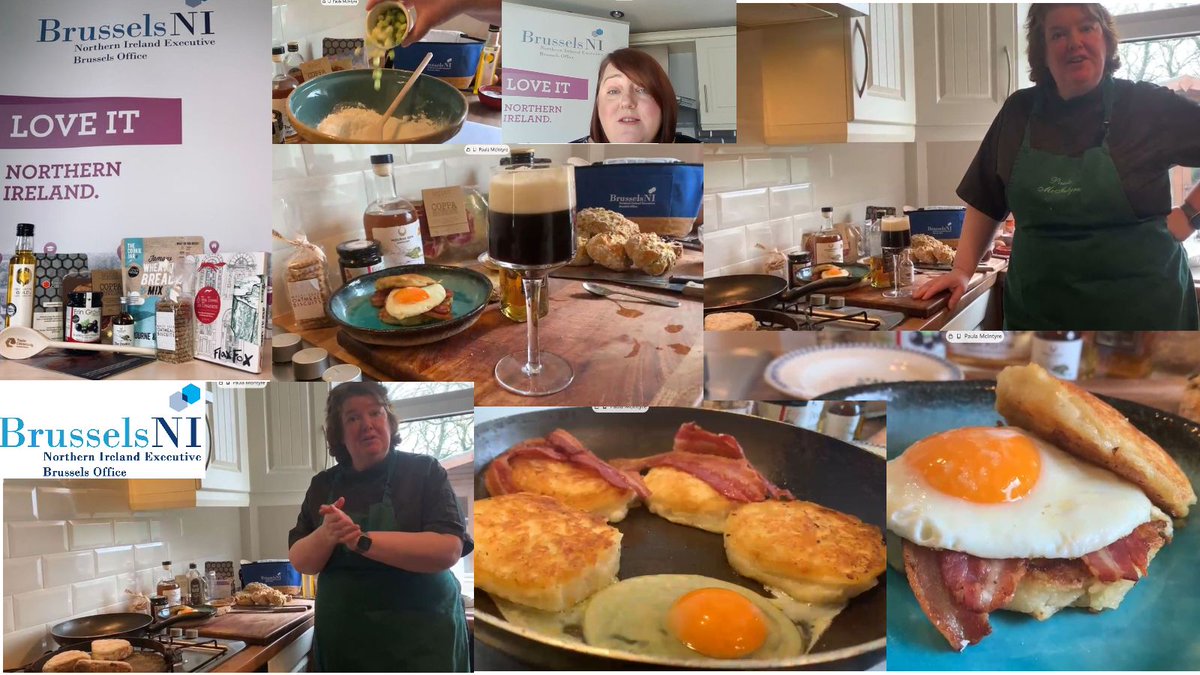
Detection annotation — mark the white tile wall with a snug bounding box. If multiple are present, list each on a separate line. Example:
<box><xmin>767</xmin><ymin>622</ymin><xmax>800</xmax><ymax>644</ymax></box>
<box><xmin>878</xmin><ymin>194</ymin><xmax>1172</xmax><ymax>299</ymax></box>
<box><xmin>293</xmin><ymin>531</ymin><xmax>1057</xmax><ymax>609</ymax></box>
<box><xmin>702</xmin><ymin>144</ymin><xmax>909</xmax><ymax>277</ymax></box>
<box><xmin>2</xmin><ymin>481</ymin><xmax>244</xmax><ymax>669</ymax></box>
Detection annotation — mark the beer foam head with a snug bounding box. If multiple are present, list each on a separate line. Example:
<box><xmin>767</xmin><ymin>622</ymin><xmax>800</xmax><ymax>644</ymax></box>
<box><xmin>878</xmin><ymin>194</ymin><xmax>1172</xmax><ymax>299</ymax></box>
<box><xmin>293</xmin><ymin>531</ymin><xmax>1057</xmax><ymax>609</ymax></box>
<box><xmin>489</xmin><ymin>166</ymin><xmax>575</xmax><ymax>214</ymax></box>
<box><xmin>882</xmin><ymin>215</ymin><xmax>910</xmax><ymax>231</ymax></box>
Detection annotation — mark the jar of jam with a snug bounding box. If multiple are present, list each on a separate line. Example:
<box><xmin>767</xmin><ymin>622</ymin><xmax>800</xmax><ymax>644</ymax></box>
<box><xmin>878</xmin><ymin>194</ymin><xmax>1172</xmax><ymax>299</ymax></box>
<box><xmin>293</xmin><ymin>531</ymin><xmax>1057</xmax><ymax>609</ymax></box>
<box><xmin>336</xmin><ymin>239</ymin><xmax>384</xmax><ymax>283</ymax></box>
<box><xmin>787</xmin><ymin>250</ymin><xmax>812</xmax><ymax>289</ymax></box>
<box><xmin>65</xmin><ymin>292</ymin><xmax>103</xmax><ymax>343</ymax></box>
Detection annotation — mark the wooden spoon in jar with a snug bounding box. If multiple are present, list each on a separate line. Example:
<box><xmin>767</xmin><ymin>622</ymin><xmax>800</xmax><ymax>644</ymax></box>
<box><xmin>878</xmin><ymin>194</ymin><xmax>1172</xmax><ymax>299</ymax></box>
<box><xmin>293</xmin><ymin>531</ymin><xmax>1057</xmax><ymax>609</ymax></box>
<box><xmin>376</xmin><ymin>51</ymin><xmax>434</xmax><ymax>141</ymax></box>
<box><xmin>0</xmin><ymin>326</ymin><xmax>156</xmax><ymax>360</ymax></box>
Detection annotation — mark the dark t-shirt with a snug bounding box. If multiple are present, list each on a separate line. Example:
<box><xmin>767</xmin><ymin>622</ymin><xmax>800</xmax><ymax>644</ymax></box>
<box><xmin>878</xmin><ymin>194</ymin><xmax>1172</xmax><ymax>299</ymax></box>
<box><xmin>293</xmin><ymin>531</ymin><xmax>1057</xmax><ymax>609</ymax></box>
<box><xmin>957</xmin><ymin>78</ymin><xmax>1200</xmax><ymax>222</ymax></box>
<box><xmin>288</xmin><ymin>451</ymin><xmax>474</xmax><ymax>556</ymax></box>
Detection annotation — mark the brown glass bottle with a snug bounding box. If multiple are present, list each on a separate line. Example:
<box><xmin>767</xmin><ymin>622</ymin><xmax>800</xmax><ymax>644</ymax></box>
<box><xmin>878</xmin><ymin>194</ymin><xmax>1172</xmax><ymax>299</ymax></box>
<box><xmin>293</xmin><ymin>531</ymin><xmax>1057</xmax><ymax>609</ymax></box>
<box><xmin>1032</xmin><ymin>331</ymin><xmax>1083</xmax><ymax>380</ymax></box>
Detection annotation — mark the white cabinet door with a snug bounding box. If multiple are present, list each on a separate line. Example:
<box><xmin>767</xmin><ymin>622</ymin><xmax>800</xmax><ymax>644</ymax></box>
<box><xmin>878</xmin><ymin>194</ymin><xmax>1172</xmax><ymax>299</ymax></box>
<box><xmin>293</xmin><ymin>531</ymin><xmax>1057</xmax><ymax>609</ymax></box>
<box><xmin>249</xmin><ymin>384</ymin><xmax>331</xmax><ymax>501</ymax></box>
<box><xmin>200</xmin><ymin>387</ymin><xmax>251</xmax><ymax>496</ymax></box>
<box><xmin>915</xmin><ymin>3</ymin><xmax>1018</xmax><ymax>128</ymax></box>
<box><xmin>849</xmin><ymin>4</ymin><xmax>916</xmax><ymax>125</ymax></box>
<box><xmin>695</xmin><ymin>35</ymin><xmax>737</xmax><ymax>129</ymax></box>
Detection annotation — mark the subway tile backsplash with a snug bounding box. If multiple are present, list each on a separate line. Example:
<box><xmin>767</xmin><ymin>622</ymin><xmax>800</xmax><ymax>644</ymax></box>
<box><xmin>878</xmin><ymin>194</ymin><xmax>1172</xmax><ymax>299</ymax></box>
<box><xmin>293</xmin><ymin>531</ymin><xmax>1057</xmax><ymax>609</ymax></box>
<box><xmin>2</xmin><ymin>482</ymin><xmax>242</xmax><ymax>669</ymax></box>
<box><xmin>702</xmin><ymin>144</ymin><xmax>909</xmax><ymax>277</ymax></box>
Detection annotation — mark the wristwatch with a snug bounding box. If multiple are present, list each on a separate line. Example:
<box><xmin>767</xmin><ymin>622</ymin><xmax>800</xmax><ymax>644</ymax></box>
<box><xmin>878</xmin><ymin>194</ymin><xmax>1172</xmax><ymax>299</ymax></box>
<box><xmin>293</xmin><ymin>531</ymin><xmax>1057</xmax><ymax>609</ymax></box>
<box><xmin>355</xmin><ymin>533</ymin><xmax>372</xmax><ymax>553</ymax></box>
<box><xmin>1183</xmin><ymin>201</ymin><xmax>1200</xmax><ymax>231</ymax></box>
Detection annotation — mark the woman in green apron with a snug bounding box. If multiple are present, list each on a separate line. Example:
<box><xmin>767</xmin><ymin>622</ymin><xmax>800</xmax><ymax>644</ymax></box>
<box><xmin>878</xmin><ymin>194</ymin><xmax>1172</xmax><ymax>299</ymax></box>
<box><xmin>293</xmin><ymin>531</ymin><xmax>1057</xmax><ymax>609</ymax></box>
<box><xmin>914</xmin><ymin>3</ymin><xmax>1200</xmax><ymax>329</ymax></box>
<box><xmin>288</xmin><ymin>382</ymin><xmax>472</xmax><ymax>672</ymax></box>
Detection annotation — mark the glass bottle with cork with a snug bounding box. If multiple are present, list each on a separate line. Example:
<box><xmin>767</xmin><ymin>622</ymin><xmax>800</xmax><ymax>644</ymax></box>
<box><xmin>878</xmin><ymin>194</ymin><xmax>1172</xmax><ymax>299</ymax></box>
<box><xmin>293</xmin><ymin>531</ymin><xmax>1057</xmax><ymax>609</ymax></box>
<box><xmin>6</xmin><ymin>223</ymin><xmax>36</xmax><ymax>328</ymax></box>
<box><xmin>157</xmin><ymin>561</ymin><xmax>181</xmax><ymax>607</ymax></box>
<box><xmin>364</xmin><ymin>154</ymin><xmax>424</xmax><ymax>267</ymax></box>
<box><xmin>1032</xmin><ymin>331</ymin><xmax>1083</xmax><ymax>380</ymax></box>
<box><xmin>271</xmin><ymin>46</ymin><xmax>298</xmax><ymax>139</ymax></box>
<box><xmin>812</xmin><ymin>207</ymin><xmax>843</xmax><ymax>265</ymax></box>
<box><xmin>285</xmin><ymin>41</ymin><xmax>305</xmax><ymax>83</ymax></box>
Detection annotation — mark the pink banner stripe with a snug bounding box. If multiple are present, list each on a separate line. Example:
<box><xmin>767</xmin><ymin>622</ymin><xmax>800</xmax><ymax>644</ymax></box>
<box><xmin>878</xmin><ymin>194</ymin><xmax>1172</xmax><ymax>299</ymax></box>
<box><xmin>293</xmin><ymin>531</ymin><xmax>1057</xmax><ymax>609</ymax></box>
<box><xmin>1</xmin><ymin>95</ymin><xmax>182</xmax><ymax>149</ymax></box>
<box><xmin>503</xmin><ymin>69</ymin><xmax>591</xmax><ymax>101</ymax></box>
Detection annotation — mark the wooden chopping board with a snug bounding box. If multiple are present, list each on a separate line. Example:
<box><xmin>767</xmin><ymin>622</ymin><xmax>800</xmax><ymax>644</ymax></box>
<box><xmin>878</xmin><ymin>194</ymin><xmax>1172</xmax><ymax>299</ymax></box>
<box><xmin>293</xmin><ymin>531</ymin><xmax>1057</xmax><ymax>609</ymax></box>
<box><xmin>335</xmin><ymin>276</ymin><xmax>703</xmax><ymax>406</ymax></box>
<box><xmin>840</xmin><ymin>264</ymin><xmax>1003</xmax><ymax>317</ymax></box>
<box><xmin>194</xmin><ymin>601</ymin><xmax>313</xmax><ymax>645</ymax></box>
<box><xmin>550</xmin><ymin>248</ymin><xmax>703</xmax><ymax>292</ymax></box>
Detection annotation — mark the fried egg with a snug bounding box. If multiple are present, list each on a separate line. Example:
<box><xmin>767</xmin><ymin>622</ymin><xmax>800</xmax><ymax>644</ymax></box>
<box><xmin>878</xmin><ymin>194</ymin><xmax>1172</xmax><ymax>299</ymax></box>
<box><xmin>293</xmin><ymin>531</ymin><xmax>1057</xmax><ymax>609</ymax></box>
<box><xmin>887</xmin><ymin>426</ymin><xmax>1170</xmax><ymax>559</ymax></box>
<box><xmin>385</xmin><ymin>282</ymin><xmax>447</xmax><ymax>319</ymax></box>
<box><xmin>582</xmin><ymin>575</ymin><xmax>804</xmax><ymax>661</ymax></box>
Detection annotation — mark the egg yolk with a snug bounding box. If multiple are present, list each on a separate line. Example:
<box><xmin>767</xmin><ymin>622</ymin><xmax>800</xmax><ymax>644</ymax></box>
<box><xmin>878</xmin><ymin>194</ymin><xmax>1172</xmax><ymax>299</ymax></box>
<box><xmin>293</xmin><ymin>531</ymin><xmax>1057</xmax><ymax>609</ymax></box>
<box><xmin>392</xmin><ymin>287</ymin><xmax>430</xmax><ymax>304</ymax></box>
<box><xmin>905</xmin><ymin>427</ymin><xmax>1041</xmax><ymax>503</ymax></box>
<box><xmin>666</xmin><ymin>588</ymin><xmax>768</xmax><ymax>659</ymax></box>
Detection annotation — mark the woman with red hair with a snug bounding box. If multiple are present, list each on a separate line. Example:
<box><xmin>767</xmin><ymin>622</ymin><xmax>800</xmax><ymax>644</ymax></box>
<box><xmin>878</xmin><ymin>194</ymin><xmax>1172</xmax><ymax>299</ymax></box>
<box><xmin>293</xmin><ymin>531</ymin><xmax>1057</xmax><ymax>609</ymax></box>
<box><xmin>573</xmin><ymin>48</ymin><xmax>699</xmax><ymax>143</ymax></box>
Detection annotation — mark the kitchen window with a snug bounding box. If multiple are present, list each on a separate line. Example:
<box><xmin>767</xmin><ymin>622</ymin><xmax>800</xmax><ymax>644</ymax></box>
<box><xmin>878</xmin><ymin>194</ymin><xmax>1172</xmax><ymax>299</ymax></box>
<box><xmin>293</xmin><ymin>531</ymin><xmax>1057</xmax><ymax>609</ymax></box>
<box><xmin>396</xmin><ymin>412</ymin><xmax>474</xmax><ymax>461</ymax></box>
<box><xmin>1108</xmin><ymin>2</ymin><xmax>1200</xmax><ymax>239</ymax></box>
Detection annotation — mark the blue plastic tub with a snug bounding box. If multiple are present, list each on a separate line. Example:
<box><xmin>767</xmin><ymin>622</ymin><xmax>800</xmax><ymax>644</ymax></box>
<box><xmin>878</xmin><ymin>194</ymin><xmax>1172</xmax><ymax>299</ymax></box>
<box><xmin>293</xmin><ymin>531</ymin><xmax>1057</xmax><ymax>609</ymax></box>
<box><xmin>905</xmin><ymin>207</ymin><xmax>966</xmax><ymax>239</ymax></box>
<box><xmin>391</xmin><ymin>38</ymin><xmax>484</xmax><ymax>90</ymax></box>
<box><xmin>573</xmin><ymin>161</ymin><xmax>704</xmax><ymax>237</ymax></box>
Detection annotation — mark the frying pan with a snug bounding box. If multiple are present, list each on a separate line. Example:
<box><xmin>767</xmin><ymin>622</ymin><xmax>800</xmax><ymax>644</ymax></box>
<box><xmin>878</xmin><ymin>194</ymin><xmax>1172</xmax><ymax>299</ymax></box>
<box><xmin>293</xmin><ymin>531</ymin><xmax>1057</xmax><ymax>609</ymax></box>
<box><xmin>50</xmin><ymin>607</ymin><xmax>216</xmax><ymax>645</ymax></box>
<box><xmin>473</xmin><ymin>406</ymin><xmax>885</xmax><ymax>670</ymax></box>
<box><xmin>703</xmin><ymin>274</ymin><xmax>788</xmax><ymax>311</ymax></box>
<box><xmin>779</xmin><ymin>263</ymin><xmax>870</xmax><ymax>303</ymax></box>
<box><xmin>29</xmin><ymin>637</ymin><xmax>175</xmax><ymax>673</ymax></box>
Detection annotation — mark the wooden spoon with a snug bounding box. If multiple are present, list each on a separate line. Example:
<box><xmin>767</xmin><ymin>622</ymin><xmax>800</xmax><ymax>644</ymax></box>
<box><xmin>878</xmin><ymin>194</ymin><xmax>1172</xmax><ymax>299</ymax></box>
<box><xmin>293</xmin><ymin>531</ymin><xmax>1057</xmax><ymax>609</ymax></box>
<box><xmin>376</xmin><ymin>51</ymin><xmax>434</xmax><ymax>141</ymax></box>
<box><xmin>0</xmin><ymin>326</ymin><xmax>156</xmax><ymax>360</ymax></box>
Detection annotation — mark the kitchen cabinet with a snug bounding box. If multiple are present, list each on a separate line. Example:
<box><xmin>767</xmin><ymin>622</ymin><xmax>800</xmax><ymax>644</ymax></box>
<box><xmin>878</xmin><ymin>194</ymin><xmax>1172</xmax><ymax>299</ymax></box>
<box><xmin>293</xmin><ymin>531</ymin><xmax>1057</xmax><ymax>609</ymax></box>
<box><xmin>740</xmin><ymin>3</ymin><xmax>915</xmax><ymax>143</ymax></box>
<box><xmin>913</xmin><ymin>3</ymin><xmax>1020</xmax><ymax>140</ymax></box>
<box><xmin>249</xmin><ymin>384</ymin><xmax>332</xmax><ymax>501</ymax></box>
<box><xmin>695</xmin><ymin>36</ymin><xmax>737</xmax><ymax>130</ymax></box>
<box><xmin>128</xmin><ymin>387</ymin><xmax>252</xmax><ymax>510</ymax></box>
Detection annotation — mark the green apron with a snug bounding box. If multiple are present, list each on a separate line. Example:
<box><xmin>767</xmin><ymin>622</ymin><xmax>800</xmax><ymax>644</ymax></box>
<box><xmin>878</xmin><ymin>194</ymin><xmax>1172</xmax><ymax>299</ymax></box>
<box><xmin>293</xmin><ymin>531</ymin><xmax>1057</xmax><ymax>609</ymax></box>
<box><xmin>1004</xmin><ymin>77</ymin><xmax>1198</xmax><ymax>330</ymax></box>
<box><xmin>315</xmin><ymin>453</ymin><xmax>470</xmax><ymax>672</ymax></box>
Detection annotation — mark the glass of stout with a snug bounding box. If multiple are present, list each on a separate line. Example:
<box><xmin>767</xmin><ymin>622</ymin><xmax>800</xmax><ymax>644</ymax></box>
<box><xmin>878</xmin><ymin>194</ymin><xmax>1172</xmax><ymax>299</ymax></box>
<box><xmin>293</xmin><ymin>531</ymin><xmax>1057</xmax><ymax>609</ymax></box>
<box><xmin>487</xmin><ymin>151</ymin><xmax>577</xmax><ymax>396</ymax></box>
<box><xmin>881</xmin><ymin>215</ymin><xmax>912</xmax><ymax>299</ymax></box>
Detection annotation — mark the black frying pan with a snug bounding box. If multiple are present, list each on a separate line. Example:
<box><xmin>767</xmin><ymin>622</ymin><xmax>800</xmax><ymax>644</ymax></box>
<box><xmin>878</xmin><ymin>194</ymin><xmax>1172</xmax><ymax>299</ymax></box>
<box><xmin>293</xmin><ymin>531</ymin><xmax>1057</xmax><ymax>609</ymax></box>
<box><xmin>29</xmin><ymin>637</ymin><xmax>175</xmax><ymax>673</ymax></box>
<box><xmin>50</xmin><ymin>607</ymin><xmax>215</xmax><ymax>646</ymax></box>
<box><xmin>473</xmin><ymin>406</ymin><xmax>885</xmax><ymax>670</ymax></box>
<box><xmin>703</xmin><ymin>274</ymin><xmax>788</xmax><ymax>311</ymax></box>
<box><xmin>780</xmin><ymin>263</ymin><xmax>870</xmax><ymax>303</ymax></box>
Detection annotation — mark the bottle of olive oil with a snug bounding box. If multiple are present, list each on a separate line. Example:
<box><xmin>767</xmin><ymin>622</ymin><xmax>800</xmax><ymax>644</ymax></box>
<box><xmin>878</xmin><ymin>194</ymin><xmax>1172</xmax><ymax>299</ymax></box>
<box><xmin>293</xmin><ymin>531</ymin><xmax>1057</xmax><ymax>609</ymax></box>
<box><xmin>5</xmin><ymin>223</ymin><xmax>36</xmax><ymax>328</ymax></box>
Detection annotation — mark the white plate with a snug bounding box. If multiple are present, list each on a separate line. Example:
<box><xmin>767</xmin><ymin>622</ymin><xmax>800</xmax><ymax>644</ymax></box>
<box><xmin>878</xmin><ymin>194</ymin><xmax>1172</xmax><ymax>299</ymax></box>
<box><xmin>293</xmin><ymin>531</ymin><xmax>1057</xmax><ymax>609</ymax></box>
<box><xmin>764</xmin><ymin>345</ymin><xmax>963</xmax><ymax>400</ymax></box>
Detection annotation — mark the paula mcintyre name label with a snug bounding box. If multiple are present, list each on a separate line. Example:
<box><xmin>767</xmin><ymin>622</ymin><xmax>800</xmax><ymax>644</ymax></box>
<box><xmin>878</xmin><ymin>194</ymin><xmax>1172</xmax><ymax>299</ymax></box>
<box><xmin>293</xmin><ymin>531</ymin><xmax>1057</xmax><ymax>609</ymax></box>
<box><xmin>1</xmin><ymin>95</ymin><xmax>182</xmax><ymax>149</ymax></box>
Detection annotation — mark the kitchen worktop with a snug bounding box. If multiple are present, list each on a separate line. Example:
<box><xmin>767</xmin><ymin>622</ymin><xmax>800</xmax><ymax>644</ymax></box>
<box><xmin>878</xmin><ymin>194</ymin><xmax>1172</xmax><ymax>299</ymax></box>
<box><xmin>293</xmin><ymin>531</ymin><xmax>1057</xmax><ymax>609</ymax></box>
<box><xmin>840</xmin><ymin>259</ymin><xmax>1007</xmax><ymax>330</ymax></box>
<box><xmin>276</xmin><ymin>264</ymin><xmax>703</xmax><ymax>405</ymax></box>
<box><xmin>0</xmin><ymin>345</ymin><xmax>272</xmax><ymax>381</ymax></box>
<box><xmin>211</xmin><ymin>604</ymin><xmax>315</xmax><ymax>673</ymax></box>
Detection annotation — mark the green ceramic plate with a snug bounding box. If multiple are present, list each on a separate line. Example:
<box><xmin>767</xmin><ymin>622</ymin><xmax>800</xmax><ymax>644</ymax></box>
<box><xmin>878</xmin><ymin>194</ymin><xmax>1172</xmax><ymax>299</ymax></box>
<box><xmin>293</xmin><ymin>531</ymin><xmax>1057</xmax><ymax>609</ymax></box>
<box><xmin>287</xmin><ymin>68</ymin><xmax>467</xmax><ymax>144</ymax></box>
<box><xmin>328</xmin><ymin>265</ymin><xmax>490</xmax><ymax>347</ymax></box>
<box><xmin>837</xmin><ymin>380</ymin><xmax>1200</xmax><ymax>670</ymax></box>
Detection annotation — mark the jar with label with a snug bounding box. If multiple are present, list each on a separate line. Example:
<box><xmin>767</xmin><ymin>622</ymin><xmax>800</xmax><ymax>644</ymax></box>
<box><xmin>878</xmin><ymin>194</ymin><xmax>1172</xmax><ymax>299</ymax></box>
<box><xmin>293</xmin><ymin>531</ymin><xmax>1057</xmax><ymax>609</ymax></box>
<box><xmin>786</xmin><ymin>250</ymin><xmax>811</xmax><ymax>288</ymax></box>
<box><xmin>65</xmin><ymin>292</ymin><xmax>103</xmax><ymax>344</ymax></box>
<box><xmin>156</xmin><ymin>289</ymin><xmax>194</xmax><ymax>364</ymax></box>
<box><xmin>35</xmin><ymin>300</ymin><xmax>64</xmax><ymax>341</ymax></box>
<box><xmin>1086</xmin><ymin>331</ymin><xmax>1156</xmax><ymax>379</ymax></box>
<box><xmin>337</xmin><ymin>239</ymin><xmax>384</xmax><ymax>283</ymax></box>
<box><xmin>1032</xmin><ymin>331</ymin><xmax>1083</xmax><ymax>380</ymax></box>
<box><xmin>112</xmin><ymin>297</ymin><xmax>135</xmax><ymax>346</ymax></box>
<box><xmin>364</xmin><ymin>154</ymin><xmax>423</xmax><ymax>267</ymax></box>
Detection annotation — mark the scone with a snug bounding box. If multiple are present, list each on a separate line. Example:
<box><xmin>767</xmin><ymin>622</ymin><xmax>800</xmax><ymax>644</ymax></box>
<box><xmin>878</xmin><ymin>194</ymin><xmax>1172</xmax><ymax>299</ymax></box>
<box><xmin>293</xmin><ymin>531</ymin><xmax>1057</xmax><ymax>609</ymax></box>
<box><xmin>475</xmin><ymin>493</ymin><xmax>622</xmax><ymax>611</ymax></box>
<box><xmin>43</xmin><ymin>651</ymin><xmax>89</xmax><ymax>673</ymax></box>
<box><xmin>997</xmin><ymin>363</ymin><xmax>1196</xmax><ymax>517</ymax></box>
<box><xmin>485</xmin><ymin>457</ymin><xmax>638</xmax><ymax>522</ymax></box>
<box><xmin>624</xmin><ymin>233</ymin><xmax>680</xmax><ymax>276</ymax></box>
<box><xmin>585</xmin><ymin>233</ymin><xmax>631</xmax><ymax>271</ymax></box>
<box><xmin>642</xmin><ymin>466</ymin><xmax>738</xmax><ymax>533</ymax></box>
<box><xmin>73</xmin><ymin>660</ymin><xmax>133</xmax><ymax>673</ymax></box>
<box><xmin>726</xmin><ymin>500</ymin><xmax>885</xmax><ymax>604</ymax></box>
<box><xmin>703</xmin><ymin>312</ymin><xmax>757</xmax><ymax>332</ymax></box>
<box><xmin>90</xmin><ymin>640</ymin><xmax>132</xmax><ymax>661</ymax></box>
<box><xmin>576</xmin><ymin>207</ymin><xmax>639</xmax><ymax>238</ymax></box>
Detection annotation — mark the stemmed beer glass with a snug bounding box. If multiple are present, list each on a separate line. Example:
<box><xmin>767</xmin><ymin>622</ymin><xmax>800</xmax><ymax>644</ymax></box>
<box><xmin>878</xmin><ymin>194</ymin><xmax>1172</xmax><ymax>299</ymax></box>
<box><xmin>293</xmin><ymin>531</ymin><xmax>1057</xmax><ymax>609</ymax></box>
<box><xmin>487</xmin><ymin>152</ymin><xmax>576</xmax><ymax>396</ymax></box>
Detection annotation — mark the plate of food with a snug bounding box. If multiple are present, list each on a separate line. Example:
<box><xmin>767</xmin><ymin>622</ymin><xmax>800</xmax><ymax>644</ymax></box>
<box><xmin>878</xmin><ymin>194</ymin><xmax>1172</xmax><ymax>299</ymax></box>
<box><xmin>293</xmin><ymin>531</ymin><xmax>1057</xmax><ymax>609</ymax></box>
<box><xmin>766</xmin><ymin>344</ymin><xmax>963</xmax><ymax>401</ymax></box>
<box><xmin>327</xmin><ymin>264</ymin><xmax>491</xmax><ymax>347</ymax></box>
<box><xmin>865</xmin><ymin>365</ymin><xmax>1200</xmax><ymax>670</ymax></box>
<box><xmin>473</xmin><ymin>407</ymin><xmax>886</xmax><ymax>669</ymax></box>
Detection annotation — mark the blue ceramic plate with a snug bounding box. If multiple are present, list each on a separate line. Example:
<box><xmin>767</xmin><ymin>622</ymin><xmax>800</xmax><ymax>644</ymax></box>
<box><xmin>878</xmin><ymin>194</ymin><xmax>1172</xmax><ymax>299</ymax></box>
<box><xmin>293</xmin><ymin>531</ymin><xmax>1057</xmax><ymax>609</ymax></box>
<box><xmin>327</xmin><ymin>264</ymin><xmax>491</xmax><ymax>347</ymax></box>
<box><xmin>839</xmin><ymin>380</ymin><xmax>1200</xmax><ymax>671</ymax></box>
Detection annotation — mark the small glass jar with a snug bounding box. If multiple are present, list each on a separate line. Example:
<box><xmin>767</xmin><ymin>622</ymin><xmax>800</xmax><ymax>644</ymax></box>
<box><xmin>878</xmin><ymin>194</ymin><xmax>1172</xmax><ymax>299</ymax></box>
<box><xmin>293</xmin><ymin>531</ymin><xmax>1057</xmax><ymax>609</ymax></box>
<box><xmin>65</xmin><ymin>292</ymin><xmax>103</xmax><ymax>344</ymax></box>
<box><xmin>113</xmin><ymin>296</ymin><xmax>135</xmax><ymax>346</ymax></box>
<box><xmin>337</xmin><ymin>239</ymin><xmax>384</xmax><ymax>283</ymax></box>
